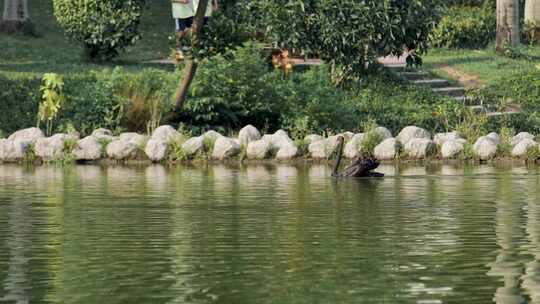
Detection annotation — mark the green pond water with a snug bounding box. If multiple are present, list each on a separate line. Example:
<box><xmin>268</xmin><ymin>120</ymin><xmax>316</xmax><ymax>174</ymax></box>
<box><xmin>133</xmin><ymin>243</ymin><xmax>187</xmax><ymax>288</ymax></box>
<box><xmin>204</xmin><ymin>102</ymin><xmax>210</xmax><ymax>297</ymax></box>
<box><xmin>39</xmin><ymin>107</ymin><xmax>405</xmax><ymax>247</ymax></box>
<box><xmin>1</xmin><ymin>163</ymin><xmax>540</xmax><ymax>303</ymax></box>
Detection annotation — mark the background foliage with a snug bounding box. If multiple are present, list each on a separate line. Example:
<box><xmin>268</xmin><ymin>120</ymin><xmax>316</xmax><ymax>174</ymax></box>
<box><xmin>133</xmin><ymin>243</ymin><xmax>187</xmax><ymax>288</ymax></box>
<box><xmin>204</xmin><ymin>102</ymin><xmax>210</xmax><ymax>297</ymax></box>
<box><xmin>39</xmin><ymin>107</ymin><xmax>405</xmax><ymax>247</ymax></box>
<box><xmin>430</xmin><ymin>6</ymin><xmax>495</xmax><ymax>48</ymax></box>
<box><xmin>251</xmin><ymin>0</ymin><xmax>443</xmax><ymax>82</ymax></box>
<box><xmin>53</xmin><ymin>0</ymin><xmax>146</xmax><ymax>61</ymax></box>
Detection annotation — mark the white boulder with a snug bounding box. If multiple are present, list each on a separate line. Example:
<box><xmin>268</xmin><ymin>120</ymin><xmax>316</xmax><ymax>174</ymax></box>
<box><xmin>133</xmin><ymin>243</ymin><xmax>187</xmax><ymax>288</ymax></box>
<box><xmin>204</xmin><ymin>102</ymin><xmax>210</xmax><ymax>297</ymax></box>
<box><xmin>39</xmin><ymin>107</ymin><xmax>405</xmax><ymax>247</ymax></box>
<box><xmin>246</xmin><ymin>139</ymin><xmax>271</xmax><ymax>160</ymax></box>
<box><xmin>511</xmin><ymin>132</ymin><xmax>535</xmax><ymax>146</ymax></box>
<box><xmin>106</xmin><ymin>140</ymin><xmax>140</xmax><ymax>160</ymax></box>
<box><xmin>73</xmin><ymin>136</ymin><xmax>102</xmax><ymax>161</ymax></box>
<box><xmin>434</xmin><ymin>132</ymin><xmax>462</xmax><ymax>146</ymax></box>
<box><xmin>0</xmin><ymin>128</ymin><xmax>46</xmax><ymax>162</ymax></box>
<box><xmin>119</xmin><ymin>133</ymin><xmax>146</xmax><ymax>147</ymax></box>
<box><xmin>374</xmin><ymin>138</ymin><xmax>401</xmax><ymax>160</ymax></box>
<box><xmin>512</xmin><ymin>139</ymin><xmax>538</xmax><ymax>157</ymax></box>
<box><xmin>344</xmin><ymin>134</ymin><xmax>365</xmax><ymax>159</ymax></box>
<box><xmin>308</xmin><ymin>135</ymin><xmax>341</xmax><ymax>159</ymax></box>
<box><xmin>373</xmin><ymin>127</ymin><xmax>392</xmax><ymax>139</ymax></box>
<box><xmin>441</xmin><ymin>139</ymin><xmax>466</xmax><ymax>159</ymax></box>
<box><xmin>8</xmin><ymin>127</ymin><xmax>45</xmax><ymax>143</ymax></box>
<box><xmin>262</xmin><ymin>130</ymin><xmax>294</xmax><ymax>149</ymax></box>
<box><xmin>396</xmin><ymin>126</ymin><xmax>431</xmax><ymax>144</ymax></box>
<box><xmin>308</xmin><ymin>140</ymin><xmax>328</xmax><ymax>159</ymax></box>
<box><xmin>238</xmin><ymin>125</ymin><xmax>261</xmax><ymax>146</ymax></box>
<box><xmin>151</xmin><ymin>126</ymin><xmax>182</xmax><ymax>142</ymax></box>
<box><xmin>35</xmin><ymin>134</ymin><xmax>77</xmax><ymax>161</ymax></box>
<box><xmin>203</xmin><ymin>130</ymin><xmax>223</xmax><ymax>142</ymax></box>
<box><xmin>341</xmin><ymin>132</ymin><xmax>355</xmax><ymax>141</ymax></box>
<box><xmin>0</xmin><ymin>140</ymin><xmax>27</xmax><ymax>162</ymax></box>
<box><xmin>182</xmin><ymin>136</ymin><xmax>205</xmax><ymax>157</ymax></box>
<box><xmin>106</xmin><ymin>134</ymin><xmax>146</xmax><ymax>160</ymax></box>
<box><xmin>404</xmin><ymin>138</ymin><xmax>437</xmax><ymax>159</ymax></box>
<box><xmin>473</xmin><ymin>136</ymin><xmax>498</xmax><ymax>160</ymax></box>
<box><xmin>304</xmin><ymin>134</ymin><xmax>324</xmax><ymax>145</ymax></box>
<box><xmin>91</xmin><ymin>128</ymin><xmax>114</xmax><ymax>141</ymax></box>
<box><xmin>144</xmin><ymin>126</ymin><xmax>183</xmax><ymax>162</ymax></box>
<box><xmin>212</xmin><ymin>137</ymin><xmax>240</xmax><ymax>160</ymax></box>
<box><xmin>486</xmin><ymin>132</ymin><xmax>501</xmax><ymax>145</ymax></box>
<box><xmin>145</xmin><ymin>139</ymin><xmax>169</xmax><ymax>162</ymax></box>
<box><xmin>276</xmin><ymin>143</ymin><xmax>298</xmax><ymax>160</ymax></box>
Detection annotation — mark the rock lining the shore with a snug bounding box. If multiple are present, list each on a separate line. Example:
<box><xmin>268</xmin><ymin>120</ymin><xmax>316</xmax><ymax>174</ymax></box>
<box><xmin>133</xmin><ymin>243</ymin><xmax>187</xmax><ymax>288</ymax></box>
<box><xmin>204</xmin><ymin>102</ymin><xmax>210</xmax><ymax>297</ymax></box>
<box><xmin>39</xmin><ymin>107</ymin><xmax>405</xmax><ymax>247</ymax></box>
<box><xmin>374</xmin><ymin>138</ymin><xmax>400</xmax><ymax>160</ymax></box>
<box><xmin>36</xmin><ymin>133</ymin><xmax>79</xmax><ymax>161</ymax></box>
<box><xmin>1</xmin><ymin>126</ymin><xmax>540</xmax><ymax>164</ymax></box>
<box><xmin>512</xmin><ymin>138</ymin><xmax>538</xmax><ymax>157</ymax></box>
<box><xmin>474</xmin><ymin>136</ymin><xmax>498</xmax><ymax>160</ymax></box>
<box><xmin>73</xmin><ymin>136</ymin><xmax>102</xmax><ymax>161</ymax></box>
<box><xmin>441</xmin><ymin>139</ymin><xmax>466</xmax><ymax>159</ymax></box>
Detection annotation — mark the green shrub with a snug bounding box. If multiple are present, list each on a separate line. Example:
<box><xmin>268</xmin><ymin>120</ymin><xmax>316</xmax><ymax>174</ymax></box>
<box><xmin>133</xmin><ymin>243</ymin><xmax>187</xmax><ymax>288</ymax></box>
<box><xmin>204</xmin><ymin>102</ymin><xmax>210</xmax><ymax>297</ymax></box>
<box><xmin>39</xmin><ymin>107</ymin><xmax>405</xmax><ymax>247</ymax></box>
<box><xmin>430</xmin><ymin>6</ymin><xmax>495</xmax><ymax>49</ymax></box>
<box><xmin>57</xmin><ymin>72</ymin><xmax>120</xmax><ymax>135</ymax></box>
<box><xmin>38</xmin><ymin>73</ymin><xmax>66</xmax><ymax>136</ymax></box>
<box><xmin>280</xmin><ymin>66</ymin><xmax>462</xmax><ymax>136</ymax></box>
<box><xmin>0</xmin><ymin>45</ymin><xmax>472</xmax><ymax>138</ymax></box>
<box><xmin>253</xmin><ymin>0</ymin><xmax>442</xmax><ymax>81</ymax></box>
<box><xmin>476</xmin><ymin>69</ymin><xmax>540</xmax><ymax>133</ymax></box>
<box><xmin>180</xmin><ymin>43</ymin><xmax>286</xmax><ymax>131</ymax></box>
<box><xmin>280</xmin><ymin>66</ymin><xmax>358</xmax><ymax>134</ymax></box>
<box><xmin>0</xmin><ymin>75</ymin><xmax>40</xmax><ymax>134</ymax></box>
<box><xmin>191</xmin><ymin>6</ymin><xmax>252</xmax><ymax>60</ymax></box>
<box><xmin>53</xmin><ymin>0</ymin><xmax>146</xmax><ymax>61</ymax></box>
<box><xmin>109</xmin><ymin>68</ymin><xmax>176</xmax><ymax>134</ymax></box>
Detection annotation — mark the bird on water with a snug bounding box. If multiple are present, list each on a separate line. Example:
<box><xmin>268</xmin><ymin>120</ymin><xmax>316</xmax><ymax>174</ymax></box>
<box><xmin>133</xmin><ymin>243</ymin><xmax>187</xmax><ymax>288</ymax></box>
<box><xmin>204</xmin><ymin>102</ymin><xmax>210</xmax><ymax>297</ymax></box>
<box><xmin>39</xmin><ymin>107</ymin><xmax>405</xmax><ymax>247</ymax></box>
<box><xmin>332</xmin><ymin>136</ymin><xmax>384</xmax><ymax>178</ymax></box>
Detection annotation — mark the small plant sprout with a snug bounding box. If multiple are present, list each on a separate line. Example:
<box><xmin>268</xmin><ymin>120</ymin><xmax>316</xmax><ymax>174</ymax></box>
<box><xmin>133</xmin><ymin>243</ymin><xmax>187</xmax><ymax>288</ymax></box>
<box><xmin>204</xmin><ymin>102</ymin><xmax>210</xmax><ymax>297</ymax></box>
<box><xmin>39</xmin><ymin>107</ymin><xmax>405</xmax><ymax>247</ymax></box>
<box><xmin>38</xmin><ymin>73</ymin><xmax>65</xmax><ymax>136</ymax></box>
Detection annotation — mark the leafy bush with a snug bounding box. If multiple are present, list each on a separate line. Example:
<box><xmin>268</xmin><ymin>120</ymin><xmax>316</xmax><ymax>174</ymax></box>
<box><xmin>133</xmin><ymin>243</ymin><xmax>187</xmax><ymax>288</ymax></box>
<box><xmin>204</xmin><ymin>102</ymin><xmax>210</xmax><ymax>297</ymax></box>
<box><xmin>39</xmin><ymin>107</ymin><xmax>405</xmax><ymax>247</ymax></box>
<box><xmin>471</xmin><ymin>69</ymin><xmax>540</xmax><ymax>133</ymax></box>
<box><xmin>190</xmin><ymin>3</ymin><xmax>253</xmax><ymax>60</ymax></box>
<box><xmin>57</xmin><ymin>73</ymin><xmax>120</xmax><ymax>135</ymax></box>
<box><xmin>38</xmin><ymin>73</ymin><xmax>66</xmax><ymax>136</ymax></box>
<box><xmin>109</xmin><ymin>68</ymin><xmax>176</xmax><ymax>134</ymax></box>
<box><xmin>0</xmin><ymin>75</ymin><xmax>41</xmax><ymax>134</ymax></box>
<box><xmin>0</xmin><ymin>45</ymin><xmax>473</xmax><ymax>138</ymax></box>
<box><xmin>430</xmin><ymin>6</ymin><xmax>495</xmax><ymax>48</ymax></box>
<box><xmin>0</xmin><ymin>68</ymin><xmax>176</xmax><ymax>136</ymax></box>
<box><xmin>180</xmin><ymin>43</ymin><xmax>286</xmax><ymax>131</ymax></box>
<box><xmin>53</xmin><ymin>0</ymin><xmax>146</xmax><ymax>61</ymax></box>
<box><xmin>252</xmin><ymin>0</ymin><xmax>442</xmax><ymax>82</ymax></box>
<box><xmin>280</xmin><ymin>66</ymin><xmax>358</xmax><ymax>134</ymax></box>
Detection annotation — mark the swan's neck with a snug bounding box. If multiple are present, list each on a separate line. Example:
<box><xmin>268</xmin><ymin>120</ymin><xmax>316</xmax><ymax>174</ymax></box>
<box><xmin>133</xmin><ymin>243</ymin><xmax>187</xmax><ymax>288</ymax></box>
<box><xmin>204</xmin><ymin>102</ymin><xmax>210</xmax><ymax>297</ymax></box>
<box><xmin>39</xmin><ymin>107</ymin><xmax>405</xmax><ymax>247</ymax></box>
<box><xmin>332</xmin><ymin>139</ymin><xmax>344</xmax><ymax>177</ymax></box>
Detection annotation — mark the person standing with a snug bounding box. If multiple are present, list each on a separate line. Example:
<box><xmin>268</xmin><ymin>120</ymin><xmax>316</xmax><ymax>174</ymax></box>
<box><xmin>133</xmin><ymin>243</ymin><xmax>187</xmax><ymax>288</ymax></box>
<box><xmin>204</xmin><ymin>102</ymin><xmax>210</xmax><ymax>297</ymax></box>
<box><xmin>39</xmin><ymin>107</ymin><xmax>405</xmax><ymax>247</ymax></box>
<box><xmin>172</xmin><ymin>0</ymin><xmax>194</xmax><ymax>61</ymax></box>
<box><xmin>192</xmin><ymin>0</ymin><xmax>218</xmax><ymax>24</ymax></box>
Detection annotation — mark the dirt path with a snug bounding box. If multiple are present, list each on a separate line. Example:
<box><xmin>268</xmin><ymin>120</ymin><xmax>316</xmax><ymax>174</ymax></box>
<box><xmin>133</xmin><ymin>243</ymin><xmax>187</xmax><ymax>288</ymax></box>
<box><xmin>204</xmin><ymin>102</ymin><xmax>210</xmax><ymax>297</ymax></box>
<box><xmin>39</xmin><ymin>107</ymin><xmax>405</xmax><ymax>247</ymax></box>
<box><xmin>433</xmin><ymin>64</ymin><xmax>482</xmax><ymax>88</ymax></box>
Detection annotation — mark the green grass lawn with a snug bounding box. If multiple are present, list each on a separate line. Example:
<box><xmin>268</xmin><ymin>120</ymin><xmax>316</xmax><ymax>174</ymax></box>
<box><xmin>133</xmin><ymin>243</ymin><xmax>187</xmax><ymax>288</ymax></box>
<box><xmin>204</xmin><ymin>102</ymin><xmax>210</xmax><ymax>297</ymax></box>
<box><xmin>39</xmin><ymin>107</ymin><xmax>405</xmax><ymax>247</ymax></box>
<box><xmin>0</xmin><ymin>0</ymin><xmax>174</xmax><ymax>78</ymax></box>
<box><xmin>422</xmin><ymin>45</ymin><xmax>540</xmax><ymax>86</ymax></box>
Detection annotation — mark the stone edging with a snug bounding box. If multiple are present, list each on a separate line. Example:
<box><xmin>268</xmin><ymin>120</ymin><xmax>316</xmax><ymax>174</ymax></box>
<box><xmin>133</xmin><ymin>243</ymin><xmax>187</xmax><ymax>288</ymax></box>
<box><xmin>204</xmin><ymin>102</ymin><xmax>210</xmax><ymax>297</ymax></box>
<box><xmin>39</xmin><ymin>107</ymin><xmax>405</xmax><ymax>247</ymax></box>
<box><xmin>0</xmin><ymin>125</ymin><xmax>539</xmax><ymax>165</ymax></box>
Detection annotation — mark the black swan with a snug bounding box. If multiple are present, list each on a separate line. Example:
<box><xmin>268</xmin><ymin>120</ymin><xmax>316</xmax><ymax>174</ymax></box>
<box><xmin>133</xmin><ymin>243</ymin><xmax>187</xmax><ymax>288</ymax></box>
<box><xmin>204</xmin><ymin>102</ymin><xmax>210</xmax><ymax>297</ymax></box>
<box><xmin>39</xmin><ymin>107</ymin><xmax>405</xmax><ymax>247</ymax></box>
<box><xmin>331</xmin><ymin>136</ymin><xmax>384</xmax><ymax>178</ymax></box>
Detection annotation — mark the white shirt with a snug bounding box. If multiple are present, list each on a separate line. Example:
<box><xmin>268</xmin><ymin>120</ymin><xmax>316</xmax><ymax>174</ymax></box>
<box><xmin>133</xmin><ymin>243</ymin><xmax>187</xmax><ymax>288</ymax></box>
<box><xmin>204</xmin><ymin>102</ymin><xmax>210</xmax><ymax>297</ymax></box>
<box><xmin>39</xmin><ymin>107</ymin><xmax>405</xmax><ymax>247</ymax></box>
<box><xmin>172</xmin><ymin>1</ymin><xmax>194</xmax><ymax>19</ymax></box>
<box><xmin>192</xmin><ymin>0</ymin><xmax>213</xmax><ymax>17</ymax></box>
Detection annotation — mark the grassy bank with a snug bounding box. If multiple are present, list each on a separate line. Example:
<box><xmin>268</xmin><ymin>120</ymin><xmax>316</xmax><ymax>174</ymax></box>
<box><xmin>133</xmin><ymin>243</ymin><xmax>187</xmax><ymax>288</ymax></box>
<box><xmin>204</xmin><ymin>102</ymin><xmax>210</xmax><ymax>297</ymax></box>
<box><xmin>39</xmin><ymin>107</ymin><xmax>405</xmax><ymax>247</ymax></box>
<box><xmin>0</xmin><ymin>0</ymin><xmax>173</xmax><ymax>78</ymax></box>
<box><xmin>423</xmin><ymin>45</ymin><xmax>540</xmax><ymax>86</ymax></box>
<box><xmin>2</xmin><ymin>0</ymin><xmax>539</xmax><ymax>140</ymax></box>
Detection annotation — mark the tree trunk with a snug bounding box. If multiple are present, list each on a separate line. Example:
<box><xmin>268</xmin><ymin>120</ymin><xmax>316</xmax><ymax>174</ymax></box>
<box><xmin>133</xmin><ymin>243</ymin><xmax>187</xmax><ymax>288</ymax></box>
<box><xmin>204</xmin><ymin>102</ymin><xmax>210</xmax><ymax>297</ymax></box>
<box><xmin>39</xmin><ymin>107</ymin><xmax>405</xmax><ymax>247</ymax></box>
<box><xmin>174</xmin><ymin>0</ymin><xmax>209</xmax><ymax>113</ymax></box>
<box><xmin>496</xmin><ymin>0</ymin><xmax>520</xmax><ymax>53</ymax></box>
<box><xmin>525</xmin><ymin>0</ymin><xmax>540</xmax><ymax>23</ymax></box>
<box><xmin>1</xmin><ymin>0</ymin><xmax>29</xmax><ymax>33</ymax></box>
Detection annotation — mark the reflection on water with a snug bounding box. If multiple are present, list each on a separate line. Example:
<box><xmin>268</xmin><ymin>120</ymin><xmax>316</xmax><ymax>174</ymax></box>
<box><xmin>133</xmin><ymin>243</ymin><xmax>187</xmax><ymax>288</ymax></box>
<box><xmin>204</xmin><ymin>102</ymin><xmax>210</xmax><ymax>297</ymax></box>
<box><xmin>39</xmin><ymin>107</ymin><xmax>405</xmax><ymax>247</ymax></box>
<box><xmin>1</xmin><ymin>163</ymin><xmax>540</xmax><ymax>303</ymax></box>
